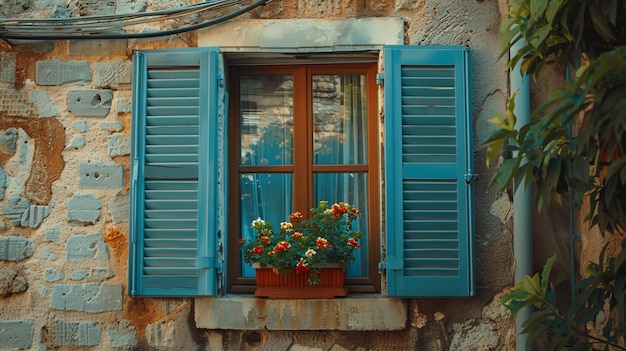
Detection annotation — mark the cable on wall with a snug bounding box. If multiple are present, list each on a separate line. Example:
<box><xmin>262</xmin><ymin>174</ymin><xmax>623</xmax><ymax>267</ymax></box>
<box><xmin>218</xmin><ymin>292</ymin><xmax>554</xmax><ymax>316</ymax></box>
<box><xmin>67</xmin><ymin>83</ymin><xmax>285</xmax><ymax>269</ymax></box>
<box><xmin>0</xmin><ymin>0</ymin><xmax>271</xmax><ymax>40</ymax></box>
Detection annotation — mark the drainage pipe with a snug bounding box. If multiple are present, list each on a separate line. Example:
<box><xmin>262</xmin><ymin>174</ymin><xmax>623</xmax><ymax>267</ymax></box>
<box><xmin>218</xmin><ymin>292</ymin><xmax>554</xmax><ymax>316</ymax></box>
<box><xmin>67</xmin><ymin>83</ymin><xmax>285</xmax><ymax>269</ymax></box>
<box><xmin>510</xmin><ymin>34</ymin><xmax>532</xmax><ymax>351</ymax></box>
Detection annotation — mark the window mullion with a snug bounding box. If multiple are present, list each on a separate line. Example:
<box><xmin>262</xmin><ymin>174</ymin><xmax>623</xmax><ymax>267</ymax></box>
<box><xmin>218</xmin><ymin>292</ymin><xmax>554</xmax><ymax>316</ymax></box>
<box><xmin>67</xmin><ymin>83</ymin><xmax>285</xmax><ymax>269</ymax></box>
<box><xmin>292</xmin><ymin>66</ymin><xmax>311</xmax><ymax>214</ymax></box>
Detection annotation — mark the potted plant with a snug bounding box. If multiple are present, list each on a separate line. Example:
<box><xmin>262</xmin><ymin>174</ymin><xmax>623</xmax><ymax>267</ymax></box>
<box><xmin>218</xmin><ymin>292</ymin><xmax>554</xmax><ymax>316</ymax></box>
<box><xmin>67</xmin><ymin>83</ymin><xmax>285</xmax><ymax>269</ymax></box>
<box><xmin>238</xmin><ymin>200</ymin><xmax>362</xmax><ymax>298</ymax></box>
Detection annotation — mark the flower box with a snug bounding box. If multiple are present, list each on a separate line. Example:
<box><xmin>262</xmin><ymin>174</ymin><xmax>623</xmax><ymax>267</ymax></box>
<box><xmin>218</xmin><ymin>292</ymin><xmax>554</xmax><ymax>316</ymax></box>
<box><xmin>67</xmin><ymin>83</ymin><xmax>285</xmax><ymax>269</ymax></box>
<box><xmin>254</xmin><ymin>264</ymin><xmax>347</xmax><ymax>299</ymax></box>
<box><xmin>238</xmin><ymin>201</ymin><xmax>362</xmax><ymax>296</ymax></box>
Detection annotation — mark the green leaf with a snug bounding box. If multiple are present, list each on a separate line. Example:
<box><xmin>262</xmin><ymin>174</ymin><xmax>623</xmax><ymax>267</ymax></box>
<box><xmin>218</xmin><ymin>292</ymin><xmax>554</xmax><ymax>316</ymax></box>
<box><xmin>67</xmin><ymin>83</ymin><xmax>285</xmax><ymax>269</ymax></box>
<box><xmin>530</xmin><ymin>0</ymin><xmax>549</xmax><ymax>20</ymax></box>
<box><xmin>541</xmin><ymin>253</ymin><xmax>556</xmax><ymax>291</ymax></box>
<box><xmin>495</xmin><ymin>158</ymin><xmax>520</xmax><ymax>190</ymax></box>
<box><xmin>545</xmin><ymin>0</ymin><xmax>562</xmax><ymax>22</ymax></box>
<box><xmin>530</xmin><ymin>24</ymin><xmax>553</xmax><ymax>48</ymax></box>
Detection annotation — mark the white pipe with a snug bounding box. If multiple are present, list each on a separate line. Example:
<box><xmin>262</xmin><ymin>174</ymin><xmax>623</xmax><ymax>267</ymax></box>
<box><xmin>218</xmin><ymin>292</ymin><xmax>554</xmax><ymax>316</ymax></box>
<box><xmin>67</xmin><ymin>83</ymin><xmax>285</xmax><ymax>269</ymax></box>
<box><xmin>510</xmin><ymin>34</ymin><xmax>532</xmax><ymax>351</ymax></box>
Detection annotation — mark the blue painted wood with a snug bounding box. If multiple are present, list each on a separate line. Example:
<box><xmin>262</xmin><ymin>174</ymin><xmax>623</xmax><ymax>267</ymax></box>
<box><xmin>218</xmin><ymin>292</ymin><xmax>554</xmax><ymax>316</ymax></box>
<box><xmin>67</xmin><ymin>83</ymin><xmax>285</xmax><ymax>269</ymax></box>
<box><xmin>383</xmin><ymin>45</ymin><xmax>476</xmax><ymax>297</ymax></box>
<box><xmin>129</xmin><ymin>48</ymin><xmax>220</xmax><ymax>297</ymax></box>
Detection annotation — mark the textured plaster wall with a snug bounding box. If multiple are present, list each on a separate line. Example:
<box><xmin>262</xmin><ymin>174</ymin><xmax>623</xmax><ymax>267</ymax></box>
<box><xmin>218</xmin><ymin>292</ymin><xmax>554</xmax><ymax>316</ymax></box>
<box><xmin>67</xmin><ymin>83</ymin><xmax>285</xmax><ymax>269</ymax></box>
<box><xmin>0</xmin><ymin>0</ymin><xmax>577</xmax><ymax>350</ymax></box>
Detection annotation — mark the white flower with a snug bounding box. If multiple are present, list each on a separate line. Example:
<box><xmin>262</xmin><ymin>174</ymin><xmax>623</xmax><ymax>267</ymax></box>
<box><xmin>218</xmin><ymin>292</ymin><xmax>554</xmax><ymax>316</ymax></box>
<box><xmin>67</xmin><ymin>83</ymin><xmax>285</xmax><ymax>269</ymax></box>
<box><xmin>305</xmin><ymin>249</ymin><xmax>317</xmax><ymax>257</ymax></box>
<box><xmin>251</xmin><ymin>217</ymin><xmax>265</xmax><ymax>228</ymax></box>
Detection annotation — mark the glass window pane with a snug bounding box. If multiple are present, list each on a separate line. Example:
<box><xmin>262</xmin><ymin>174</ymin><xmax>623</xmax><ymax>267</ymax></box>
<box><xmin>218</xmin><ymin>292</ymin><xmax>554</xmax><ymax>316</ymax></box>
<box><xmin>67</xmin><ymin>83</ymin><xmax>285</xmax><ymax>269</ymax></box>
<box><xmin>314</xmin><ymin>172</ymin><xmax>369</xmax><ymax>277</ymax></box>
<box><xmin>239</xmin><ymin>173</ymin><xmax>293</xmax><ymax>277</ymax></box>
<box><xmin>240</xmin><ymin>75</ymin><xmax>294</xmax><ymax>166</ymax></box>
<box><xmin>313</xmin><ymin>74</ymin><xmax>367</xmax><ymax>165</ymax></box>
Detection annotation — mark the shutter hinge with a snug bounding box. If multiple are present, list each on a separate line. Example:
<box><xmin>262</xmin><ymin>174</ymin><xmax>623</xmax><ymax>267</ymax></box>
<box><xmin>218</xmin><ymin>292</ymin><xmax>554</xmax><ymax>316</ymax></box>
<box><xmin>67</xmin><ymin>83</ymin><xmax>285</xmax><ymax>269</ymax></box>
<box><xmin>464</xmin><ymin>173</ymin><xmax>479</xmax><ymax>184</ymax></box>
<box><xmin>378</xmin><ymin>259</ymin><xmax>402</xmax><ymax>272</ymax></box>
<box><xmin>198</xmin><ymin>256</ymin><xmax>222</xmax><ymax>272</ymax></box>
<box><xmin>376</xmin><ymin>73</ymin><xmax>384</xmax><ymax>85</ymax></box>
<box><xmin>217</xmin><ymin>74</ymin><xmax>225</xmax><ymax>88</ymax></box>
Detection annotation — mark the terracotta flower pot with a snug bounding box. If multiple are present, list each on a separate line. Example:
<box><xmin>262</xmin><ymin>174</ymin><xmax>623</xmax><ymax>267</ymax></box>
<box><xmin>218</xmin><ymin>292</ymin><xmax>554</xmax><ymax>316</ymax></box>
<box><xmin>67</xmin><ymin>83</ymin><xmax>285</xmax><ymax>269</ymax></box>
<box><xmin>253</xmin><ymin>265</ymin><xmax>347</xmax><ymax>299</ymax></box>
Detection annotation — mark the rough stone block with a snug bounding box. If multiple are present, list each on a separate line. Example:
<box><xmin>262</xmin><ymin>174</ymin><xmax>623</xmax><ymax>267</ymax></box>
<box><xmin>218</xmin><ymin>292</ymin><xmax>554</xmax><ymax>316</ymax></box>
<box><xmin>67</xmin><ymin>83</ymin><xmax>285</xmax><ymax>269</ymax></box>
<box><xmin>45</xmin><ymin>268</ymin><xmax>65</xmax><ymax>282</ymax></box>
<box><xmin>45</xmin><ymin>227</ymin><xmax>61</xmax><ymax>243</ymax></box>
<box><xmin>71</xmin><ymin>270</ymin><xmax>87</xmax><ymax>281</ymax></box>
<box><xmin>94</xmin><ymin>60</ymin><xmax>132</xmax><ymax>89</ymax></box>
<box><xmin>99</xmin><ymin>121</ymin><xmax>125</xmax><ymax>132</ymax></box>
<box><xmin>116</xmin><ymin>96</ymin><xmax>131</xmax><ymax>113</ymax></box>
<box><xmin>1</xmin><ymin>196</ymin><xmax>30</xmax><ymax>226</ymax></box>
<box><xmin>0</xmin><ymin>52</ymin><xmax>16</xmax><ymax>83</ymax></box>
<box><xmin>10</xmin><ymin>40</ymin><xmax>54</xmax><ymax>52</ymax></box>
<box><xmin>107</xmin><ymin>320</ymin><xmax>137</xmax><ymax>348</ymax></box>
<box><xmin>117</xmin><ymin>0</ymin><xmax>147</xmax><ymax>14</ymax></box>
<box><xmin>72</xmin><ymin>119</ymin><xmax>89</xmax><ymax>132</ymax></box>
<box><xmin>34</xmin><ymin>0</ymin><xmax>57</xmax><ymax>10</ymax></box>
<box><xmin>66</xmin><ymin>135</ymin><xmax>86</xmax><ymax>149</ymax></box>
<box><xmin>20</xmin><ymin>204</ymin><xmax>51</xmax><ymax>228</ymax></box>
<box><xmin>0</xmin><ymin>128</ymin><xmax>17</xmax><ymax>155</ymax></box>
<box><xmin>41</xmin><ymin>247</ymin><xmax>57</xmax><ymax>261</ymax></box>
<box><xmin>0</xmin><ymin>90</ymin><xmax>40</xmax><ymax>117</ymax></box>
<box><xmin>68</xmin><ymin>90</ymin><xmax>112</xmax><ymax>117</ymax></box>
<box><xmin>90</xmin><ymin>267</ymin><xmax>114</xmax><ymax>281</ymax></box>
<box><xmin>108</xmin><ymin>192</ymin><xmax>129</xmax><ymax>224</ymax></box>
<box><xmin>29</xmin><ymin>90</ymin><xmax>60</xmax><ymax>117</ymax></box>
<box><xmin>0</xmin><ymin>236</ymin><xmax>35</xmax><ymax>261</ymax></box>
<box><xmin>146</xmin><ymin>321</ymin><xmax>175</xmax><ymax>348</ymax></box>
<box><xmin>0</xmin><ymin>320</ymin><xmax>34</xmax><ymax>349</ymax></box>
<box><xmin>78</xmin><ymin>162</ymin><xmax>123</xmax><ymax>189</ymax></box>
<box><xmin>68</xmin><ymin>0</ymin><xmax>116</xmax><ymax>19</ymax></box>
<box><xmin>66</xmin><ymin>193</ymin><xmax>101</xmax><ymax>224</ymax></box>
<box><xmin>3</xmin><ymin>0</ymin><xmax>29</xmax><ymax>15</ymax></box>
<box><xmin>0</xmin><ymin>267</ymin><xmax>28</xmax><ymax>295</ymax></box>
<box><xmin>0</xmin><ymin>167</ymin><xmax>6</xmax><ymax>200</ymax></box>
<box><xmin>50</xmin><ymin>320</ymin><xmax>101</xmax><ymax>346</ymax></box>
<box><xmin>107</xmin><ymin>133</ymin><xmax>129</xmax><ymax>156</ymax></box>
<box><xmin>50</xmin><ymin>283</ymin><xmax>123</xmax><ymax>312</ymax></box>
<box><xmin>68</xmin><ymin>39</ymin><xmax>127</xmax><ymax>56</ymax></box>
<box><xmin>50</xmin><ymin>5</ymin><xmax>71</xmax><ymax>18</ymax></box>
<box><xmin>196</xmin><ymin>296</ymin><xmax>408</xmax><ymax>331</ymax></box>
<box><xmin>66</xmin><ymin>234</ymin><xmax>109</xmax><ymax>261</ymax></box>
<box><xmin>36</xmin><ymin>59</ymin><xmax>91</xmax><ymax>85</ymax></box>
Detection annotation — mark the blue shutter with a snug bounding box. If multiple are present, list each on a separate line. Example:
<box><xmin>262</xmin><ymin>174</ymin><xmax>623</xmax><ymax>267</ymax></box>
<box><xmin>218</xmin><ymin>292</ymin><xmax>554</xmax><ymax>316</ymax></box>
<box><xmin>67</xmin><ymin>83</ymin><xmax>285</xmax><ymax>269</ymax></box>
<box><xmin>129</xmin><ymin>48</ymin><xmax>220</xmax><ymax>296</ymax></box>
<box><xmin>383</xmin><ymin>46</ymin><xmax>476</xmax><ymax>297</ymax></box>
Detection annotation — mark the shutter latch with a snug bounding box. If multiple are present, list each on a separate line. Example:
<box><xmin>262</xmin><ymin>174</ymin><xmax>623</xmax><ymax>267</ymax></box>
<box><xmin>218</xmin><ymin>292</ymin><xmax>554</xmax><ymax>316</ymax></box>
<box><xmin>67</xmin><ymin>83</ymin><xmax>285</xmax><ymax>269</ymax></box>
<box><xmin>376</xmin><ymin>73</ymin><xmax>384</xmax><ymax>85</ymax></box>
<box><xmin>464</xmin><ymin>173</ymin><xmax>479</xmax><ymax>184</ymax></box>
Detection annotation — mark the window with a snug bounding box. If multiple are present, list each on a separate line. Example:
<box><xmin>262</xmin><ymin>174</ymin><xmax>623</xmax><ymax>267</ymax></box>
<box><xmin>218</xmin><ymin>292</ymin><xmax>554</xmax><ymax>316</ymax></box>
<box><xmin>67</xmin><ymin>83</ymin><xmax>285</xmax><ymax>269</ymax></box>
<box><xmin>129</xmin><ymin>46</ymin><xmax>476</xmax><ymax>298</ymax></box>
<box><xmin>227</xmin><ymin>63</ymin><xmax>380</xmax><ymax>293</ymax></box>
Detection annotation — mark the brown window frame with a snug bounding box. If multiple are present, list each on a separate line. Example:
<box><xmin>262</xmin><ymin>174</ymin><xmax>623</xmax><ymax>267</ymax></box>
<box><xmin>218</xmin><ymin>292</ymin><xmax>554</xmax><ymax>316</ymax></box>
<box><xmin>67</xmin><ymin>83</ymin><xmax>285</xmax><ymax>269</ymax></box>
<box><xmin>227</xmin><ymin>62</ymin><xmax>381</xmax><ymax>294</ymax></box>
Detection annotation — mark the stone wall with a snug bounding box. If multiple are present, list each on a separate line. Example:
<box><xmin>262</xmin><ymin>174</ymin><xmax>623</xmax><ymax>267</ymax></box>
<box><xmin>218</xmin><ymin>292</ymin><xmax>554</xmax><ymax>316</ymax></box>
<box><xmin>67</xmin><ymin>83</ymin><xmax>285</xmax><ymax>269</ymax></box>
<box><xmin>0</xmin><ymin>0</ymin><xmax>573</xmax><ymax>350</ymax></box>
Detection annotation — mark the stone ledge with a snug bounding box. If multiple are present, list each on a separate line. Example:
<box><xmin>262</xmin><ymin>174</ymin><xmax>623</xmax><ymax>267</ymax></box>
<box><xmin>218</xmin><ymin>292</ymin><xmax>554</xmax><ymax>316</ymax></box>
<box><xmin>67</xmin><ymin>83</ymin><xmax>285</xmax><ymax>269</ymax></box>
<box><xmin>195</xmin><ymin>295</ymin><xmax>406</xmax><ymax>331</ymax></box>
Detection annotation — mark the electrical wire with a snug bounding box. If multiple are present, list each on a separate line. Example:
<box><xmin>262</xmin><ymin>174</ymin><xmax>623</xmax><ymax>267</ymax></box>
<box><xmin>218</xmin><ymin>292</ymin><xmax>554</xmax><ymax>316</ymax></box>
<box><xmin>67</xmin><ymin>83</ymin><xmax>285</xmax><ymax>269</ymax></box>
<box><xmin>0</xmin><ymin>0</ymin><xmax>271</xmax><ymax>40</ymax></box>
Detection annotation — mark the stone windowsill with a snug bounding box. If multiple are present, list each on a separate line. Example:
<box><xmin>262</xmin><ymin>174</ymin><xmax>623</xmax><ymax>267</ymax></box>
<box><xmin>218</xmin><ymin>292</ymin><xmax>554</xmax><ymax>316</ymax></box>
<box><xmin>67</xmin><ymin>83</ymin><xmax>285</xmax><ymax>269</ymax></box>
<box><xmin>195</xmin><ymin>295</ymin><xmax>407</xmax><ymax>331</ymax></box>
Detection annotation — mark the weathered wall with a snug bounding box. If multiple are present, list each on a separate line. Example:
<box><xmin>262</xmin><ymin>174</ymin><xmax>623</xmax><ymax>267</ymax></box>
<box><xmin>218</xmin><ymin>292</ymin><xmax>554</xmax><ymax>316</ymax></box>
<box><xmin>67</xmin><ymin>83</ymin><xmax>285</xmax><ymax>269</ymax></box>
<box><xmin>0</xmin><ymin>0</ymin><xmax>575</xmax><ymax>350</ymax></box>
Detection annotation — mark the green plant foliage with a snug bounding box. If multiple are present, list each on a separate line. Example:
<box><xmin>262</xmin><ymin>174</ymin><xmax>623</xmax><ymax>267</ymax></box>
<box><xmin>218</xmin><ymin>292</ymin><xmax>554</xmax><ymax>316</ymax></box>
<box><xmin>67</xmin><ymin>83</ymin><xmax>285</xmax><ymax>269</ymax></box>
<box><xmin>502</xmin><ymin>251</ymin><xmax>626</xmax><ymax>350</ymax></box>
<box><xmin>489</xmin><ymin>0</ymin><xmax>626</xmax><ymax>349</ymax></box>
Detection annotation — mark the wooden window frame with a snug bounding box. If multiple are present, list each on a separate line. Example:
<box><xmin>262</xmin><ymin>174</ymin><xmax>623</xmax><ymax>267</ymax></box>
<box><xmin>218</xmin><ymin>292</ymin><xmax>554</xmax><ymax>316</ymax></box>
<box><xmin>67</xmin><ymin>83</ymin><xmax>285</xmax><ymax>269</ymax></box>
<box><xmin>227</xmin><ymin>62</ymin><xmax>381</xmax><ymax>294</ymax></box>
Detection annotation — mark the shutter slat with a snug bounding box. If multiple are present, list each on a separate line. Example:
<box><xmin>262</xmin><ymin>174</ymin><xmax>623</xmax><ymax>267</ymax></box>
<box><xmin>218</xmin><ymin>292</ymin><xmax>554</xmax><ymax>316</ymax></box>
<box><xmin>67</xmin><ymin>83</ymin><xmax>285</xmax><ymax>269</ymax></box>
<box><xmin>384</xmin><ymin>45</ymin><xmax>475</xmax><ymax>297</ymax></box>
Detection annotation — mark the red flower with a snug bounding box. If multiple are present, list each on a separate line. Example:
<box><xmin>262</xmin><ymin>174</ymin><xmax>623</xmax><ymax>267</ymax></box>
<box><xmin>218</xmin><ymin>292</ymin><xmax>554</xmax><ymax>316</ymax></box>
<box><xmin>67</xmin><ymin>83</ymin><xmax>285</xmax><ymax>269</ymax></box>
<box><xmin>295</xmin><ymin>262</ymin><xmax>310</xmax><ymax>274</ymax></box>
<box><xmin>252</xmin><ymin>245</ymin><xmax>264</xmax><ymax>256</ymax></box>
<box><xmin>315</xmin><ymin>237</ymin><xmax>331</xmax><ymax>249</ymax></box>
<box><xmin>347</xmin><ymin>238</ymin><xmax>360</xmax><ymax>248</ymax></box>
<box><xmin>289</xmin><ymin>211</ymin><xmax>303</xmax><ymax>224</ymax></box>
<box><xmin>274</xmin><ymin>241</ymin><xmax>291</xmax><ymax>252</ymax></box>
